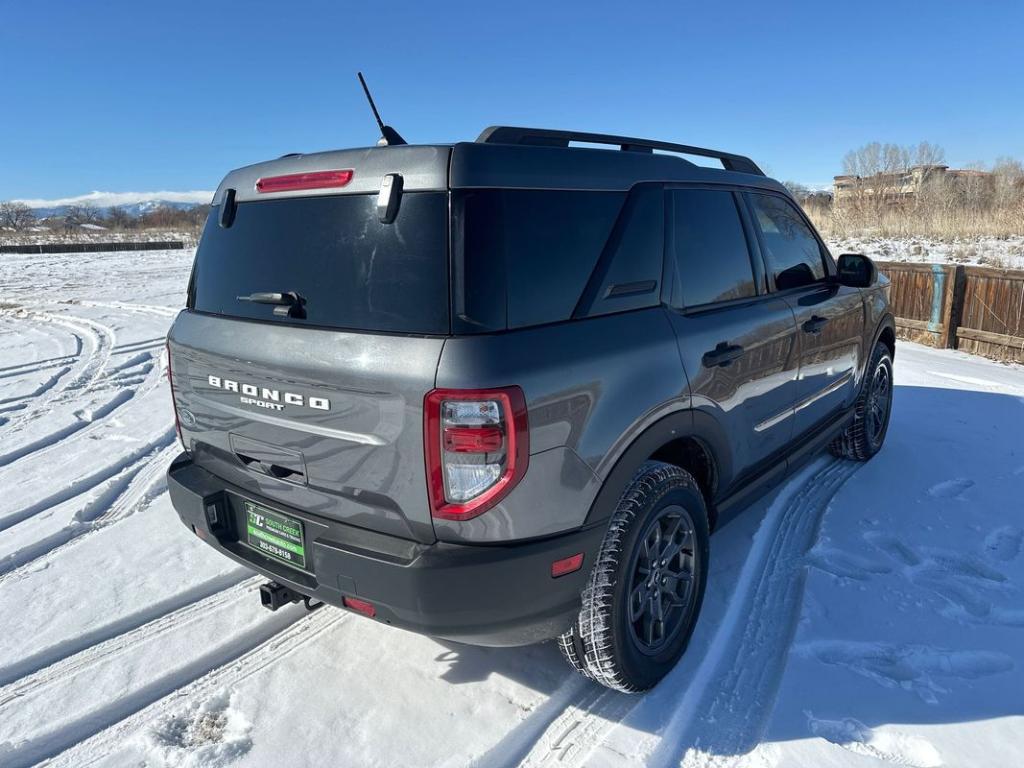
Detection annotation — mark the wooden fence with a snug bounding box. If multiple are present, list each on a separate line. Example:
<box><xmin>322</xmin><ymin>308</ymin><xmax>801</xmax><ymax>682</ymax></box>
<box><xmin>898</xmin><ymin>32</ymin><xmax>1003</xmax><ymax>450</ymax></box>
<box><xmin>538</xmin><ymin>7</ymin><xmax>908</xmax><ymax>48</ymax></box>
<box><xmin>877</xmin><ymin>260</ymin><xmax>1024</xmax><ymax>363</ymax></box>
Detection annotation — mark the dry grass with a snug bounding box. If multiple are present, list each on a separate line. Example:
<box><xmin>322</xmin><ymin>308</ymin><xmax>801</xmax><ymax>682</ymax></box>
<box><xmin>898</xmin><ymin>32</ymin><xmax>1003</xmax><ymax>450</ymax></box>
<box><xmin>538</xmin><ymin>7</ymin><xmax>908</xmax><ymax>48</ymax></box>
<box><xmin>805</xmin><ymin>200</ymin><xmax>1024</xmax><ymax>240</ymax></box>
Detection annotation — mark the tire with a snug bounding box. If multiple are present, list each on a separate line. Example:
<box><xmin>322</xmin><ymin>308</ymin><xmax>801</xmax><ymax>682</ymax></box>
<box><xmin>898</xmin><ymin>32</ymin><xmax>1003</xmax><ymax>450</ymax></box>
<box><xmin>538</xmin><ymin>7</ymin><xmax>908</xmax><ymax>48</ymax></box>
<box><xmin>556</xmin><ymin>624</ymin><xmax>594</xmax><ymax>680</ymax></box>
<box><xmin>558</xmin><ymin>461</ymin><xmax>710</xmax><ymax>693</ymax></box>
<box><xmin>830</xmin><ymin>342</ymin><xmax>894</xmax><ymax>461</ymax></box>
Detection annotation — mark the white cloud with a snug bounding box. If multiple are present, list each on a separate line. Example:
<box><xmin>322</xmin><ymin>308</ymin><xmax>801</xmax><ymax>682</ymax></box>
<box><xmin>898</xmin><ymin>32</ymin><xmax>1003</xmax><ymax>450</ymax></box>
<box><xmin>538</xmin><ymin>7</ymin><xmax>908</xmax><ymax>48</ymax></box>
<box><xmin>12</xmin><ymin>190</ymin><xmax>214</xmax><ymax>209</ymax></box>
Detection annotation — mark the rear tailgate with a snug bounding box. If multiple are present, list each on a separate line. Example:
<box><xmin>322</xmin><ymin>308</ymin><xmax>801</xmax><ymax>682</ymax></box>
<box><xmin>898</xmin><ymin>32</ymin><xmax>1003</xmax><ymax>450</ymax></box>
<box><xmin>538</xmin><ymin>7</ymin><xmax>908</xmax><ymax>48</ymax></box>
<box><xmin>168</xmin><ymin>316</ymin><xmax>442</xmax><ymax>543</ymax></box>
<box><xmin>168</xmin><ymin>146</ymin><xmax>451</xmax><ymax>544</ymax></box>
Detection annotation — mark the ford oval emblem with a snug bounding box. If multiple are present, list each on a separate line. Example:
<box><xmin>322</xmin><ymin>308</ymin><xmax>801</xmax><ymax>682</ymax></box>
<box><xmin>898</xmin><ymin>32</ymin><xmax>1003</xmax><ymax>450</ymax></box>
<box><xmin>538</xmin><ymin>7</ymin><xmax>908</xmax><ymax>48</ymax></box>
<box><xmin>179</xmin><ymin>408</ymin><xmax>197</xmax><ymax>428</ymax></box>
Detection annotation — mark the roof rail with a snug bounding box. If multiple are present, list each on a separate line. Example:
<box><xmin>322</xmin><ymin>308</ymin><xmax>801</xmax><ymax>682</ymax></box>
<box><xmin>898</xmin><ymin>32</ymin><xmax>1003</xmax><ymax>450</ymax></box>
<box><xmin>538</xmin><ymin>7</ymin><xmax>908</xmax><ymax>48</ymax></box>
<box><xmin>476</xmin><ymin>126</ymin><xmax>765</xmax><ymax>176</ymax></box>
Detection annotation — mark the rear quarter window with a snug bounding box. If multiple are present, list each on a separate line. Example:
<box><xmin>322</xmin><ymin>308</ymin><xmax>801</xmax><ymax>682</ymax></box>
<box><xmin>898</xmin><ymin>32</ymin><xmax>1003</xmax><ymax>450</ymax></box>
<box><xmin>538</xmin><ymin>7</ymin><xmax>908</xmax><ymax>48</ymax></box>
<box><xmin>453</xmin><ymin>190</ymin><xmax>627</xmax><ymax>330</ymax></box>
<box><xmin>190</xmin><ymin>192</ymin><xmax>449</xmax><ymax>334</ymax></box>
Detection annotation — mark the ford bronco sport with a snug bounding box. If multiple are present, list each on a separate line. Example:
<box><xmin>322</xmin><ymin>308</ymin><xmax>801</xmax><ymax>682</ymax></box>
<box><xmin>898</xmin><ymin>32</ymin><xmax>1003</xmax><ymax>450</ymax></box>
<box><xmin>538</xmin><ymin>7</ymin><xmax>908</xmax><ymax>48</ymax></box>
<box><xmin>166</xmin><ymin>126</ymin><xmax>894</xmax><ymax>692</ymax></box>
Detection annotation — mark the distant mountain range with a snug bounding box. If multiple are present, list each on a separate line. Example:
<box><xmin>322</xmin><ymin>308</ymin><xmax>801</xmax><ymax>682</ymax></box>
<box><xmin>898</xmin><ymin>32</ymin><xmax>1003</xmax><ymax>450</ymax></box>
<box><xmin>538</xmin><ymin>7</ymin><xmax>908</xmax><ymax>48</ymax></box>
<box><xmin>13</xmin><ymin>191</ymin><xmax>214</xmax><ymax>219</ymax></box>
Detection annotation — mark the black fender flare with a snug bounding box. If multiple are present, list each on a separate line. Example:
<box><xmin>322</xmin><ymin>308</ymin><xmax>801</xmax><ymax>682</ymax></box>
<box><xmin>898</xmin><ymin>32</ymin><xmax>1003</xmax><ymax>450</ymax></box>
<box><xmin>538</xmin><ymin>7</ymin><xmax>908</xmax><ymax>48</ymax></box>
<box><xmin>860</xmin><ymin>311</ymin><xmax>896</xmax><ymax>391</ymax></box>
<box><xmin>583</xmin><ymin>408</ymin><xmax>732</xmax><ymax>529</ymax></box>
<box><xmin>872</xmin><ymin>311</ymin><xmax>896</xmax><ymax>356</ymax></box>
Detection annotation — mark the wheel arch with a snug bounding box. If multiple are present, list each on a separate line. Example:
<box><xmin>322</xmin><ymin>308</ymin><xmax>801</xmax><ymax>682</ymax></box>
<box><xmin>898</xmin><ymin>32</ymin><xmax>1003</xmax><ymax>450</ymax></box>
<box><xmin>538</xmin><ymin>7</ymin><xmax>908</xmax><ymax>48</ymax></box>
<box><xmin>877</xmin><ymin>321</ymin><xmax>896</xmax><ymax>359</ymax></box>
<box><xmin>584</xmin><ymin>409</ymin><xmax>731</xmax><ymax>531</ymax></box>
<box><xmin>871</xmin><ymin>311</ymin><xmax>896</xmax><ymax>360</ymax></box>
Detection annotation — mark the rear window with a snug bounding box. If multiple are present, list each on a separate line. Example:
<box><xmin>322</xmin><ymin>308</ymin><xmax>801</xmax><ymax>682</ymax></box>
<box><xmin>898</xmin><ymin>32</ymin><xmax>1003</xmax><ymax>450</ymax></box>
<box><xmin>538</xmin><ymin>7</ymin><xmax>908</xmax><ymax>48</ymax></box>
<box><xmin>190</xmin><ymin>192</ymin><xmax>449</xmax><ymax>334</ymax></box>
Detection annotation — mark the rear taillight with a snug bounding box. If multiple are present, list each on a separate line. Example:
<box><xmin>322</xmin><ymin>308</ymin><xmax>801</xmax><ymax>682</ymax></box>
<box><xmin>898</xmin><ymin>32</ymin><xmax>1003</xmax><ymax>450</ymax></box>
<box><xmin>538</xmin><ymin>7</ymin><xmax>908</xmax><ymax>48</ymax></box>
<box><xmin>165</xmin><ymin>341</ymin><xmax>186</xmax><ymax>452</ymax></box>
<box><xmin>255</xmin><ymin>169</ymin><xmax>353</xmax><ymax>193</ymax></box>
<box><xmin>424</xmin><ymin>387</ymin><xmax>529</xmax><ymax>521</ymax></box>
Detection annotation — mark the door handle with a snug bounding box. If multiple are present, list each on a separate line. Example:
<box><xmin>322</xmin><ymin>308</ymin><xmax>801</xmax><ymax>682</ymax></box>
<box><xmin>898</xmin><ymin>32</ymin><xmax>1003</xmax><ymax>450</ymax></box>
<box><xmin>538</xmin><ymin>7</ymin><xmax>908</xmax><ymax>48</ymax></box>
<box><xmin>802</xmin><ymin>315</ymin><xmax>829</xmax><ymax>335</ymax></box>
<box><xmin>702</xmin><ymin>342</ymin><xmax>745</xmax><ymax>368</ymax></box>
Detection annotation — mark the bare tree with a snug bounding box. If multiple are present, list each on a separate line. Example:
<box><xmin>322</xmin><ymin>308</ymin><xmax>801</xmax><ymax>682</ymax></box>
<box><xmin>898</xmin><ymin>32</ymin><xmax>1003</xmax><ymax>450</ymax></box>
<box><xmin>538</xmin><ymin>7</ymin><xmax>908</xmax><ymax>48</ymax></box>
<box><xmin>783</xmin><ymin>181</ymin><xmax>812</xmax><ymax>201</ymax></box>
<box><xmin>106</xmin><ymin>205</ymin><xmax>134</xmax><ymax>230</ymax></box>
<box><xmin>839</xmin><ymin>141</ymin><xmax>952</xmax><ymax>225</ymax></box>
<box><xmin>63</xmin><ymin>204</ymin><xmax>103</xmax><ymax>229</ymax></box>
<box><xmin>0</xmin><ymin>201</ymin><xmax>37</xmax><ymax>230</ymax></box>
<box><xmin>912</xmin><ymin>141</ymin><xmax>945</xmax><ymax>168</ymax></box>
<box><xmin>992</xmin><ymin>157</ymin><xmax>1024</xmax><ymax>209</ymax></box>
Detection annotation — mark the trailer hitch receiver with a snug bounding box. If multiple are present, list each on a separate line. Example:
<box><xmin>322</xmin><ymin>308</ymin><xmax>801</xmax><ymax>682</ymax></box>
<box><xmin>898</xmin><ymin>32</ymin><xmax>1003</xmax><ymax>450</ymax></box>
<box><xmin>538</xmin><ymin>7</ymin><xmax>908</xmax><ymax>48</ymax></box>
<box><xmin>259</xmin><ymin>581</ymin><xmax>303</xmax><ymax>611</ymax></box>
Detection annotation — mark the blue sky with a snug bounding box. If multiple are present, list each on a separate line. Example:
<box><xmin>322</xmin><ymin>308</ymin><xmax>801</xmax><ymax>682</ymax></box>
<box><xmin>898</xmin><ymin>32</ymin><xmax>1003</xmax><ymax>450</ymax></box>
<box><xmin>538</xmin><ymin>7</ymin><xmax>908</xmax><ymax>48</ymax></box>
<box><xmin>2</xmin><ymin>0</ymin><xmax>1022</xmax><ymax>200</ymax></box>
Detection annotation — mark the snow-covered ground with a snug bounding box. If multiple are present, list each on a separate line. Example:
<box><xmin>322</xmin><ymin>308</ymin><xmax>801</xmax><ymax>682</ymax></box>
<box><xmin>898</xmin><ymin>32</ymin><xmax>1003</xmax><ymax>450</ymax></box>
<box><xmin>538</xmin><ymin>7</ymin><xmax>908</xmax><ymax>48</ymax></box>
<box><xmin>826</xmin><ymin>235</ymin><xmax>1024</xmax><ymax>270</ymax></box>
<box><xmin>1</xmin><ymin>249</ymin><xmax>1022</xmax><ymax>768</ymax></box>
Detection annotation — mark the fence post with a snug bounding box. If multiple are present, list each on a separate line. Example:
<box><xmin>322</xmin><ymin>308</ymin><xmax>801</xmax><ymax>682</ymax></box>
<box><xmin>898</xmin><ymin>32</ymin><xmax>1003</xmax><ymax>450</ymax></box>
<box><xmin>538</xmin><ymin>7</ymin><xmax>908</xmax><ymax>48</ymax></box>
<box><xmin>941</xmin><ymin>264</ymin><xmax>967</xmax><ymax>349</ymax></box>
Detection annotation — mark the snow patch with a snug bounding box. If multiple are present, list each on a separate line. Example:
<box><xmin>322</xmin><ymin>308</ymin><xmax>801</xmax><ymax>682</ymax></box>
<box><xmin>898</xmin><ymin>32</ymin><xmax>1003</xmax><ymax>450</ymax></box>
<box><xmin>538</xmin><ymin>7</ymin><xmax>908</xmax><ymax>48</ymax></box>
<box><xmin>926</xmin><ymin>478</ymin><xmax>975</xmax><ymax>499</ymax></box>
<box><xmin>984</xmin><ymin>527</ymin><xmax>1023</xmax><ymax>562</ymax></box>
<box><xmin>806</xmin><ymin>713</ymin><xmax>943</xmax><ymax>767</ymax></box>
<box><xmin>797</xmin><ymin>642</ymin><xmax>1013</xmax><ymax>704</ymax></box>
<box><xmin>826</xmin><ymin>235</ymin><xmax>1024</xmax><ymax>270</ymax></box>
<box><xmin>806</xmin><ymin>543</ymin><xmax>893</xmax><ymax>580</ymax></box>
<box><xmin>141</xmin><ymin>690</ymin><xmax>252</xmax><ymax>767</ymax></box>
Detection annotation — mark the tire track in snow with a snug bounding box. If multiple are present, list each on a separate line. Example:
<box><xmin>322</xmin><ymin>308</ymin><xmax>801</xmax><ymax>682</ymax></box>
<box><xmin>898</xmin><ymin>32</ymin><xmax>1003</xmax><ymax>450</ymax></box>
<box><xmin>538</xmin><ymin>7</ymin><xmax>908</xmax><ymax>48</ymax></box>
<box><xmin>3</xmin><ymin>310</ymin><xmax>114</xmax><ymax>404</ymax></box>
<box><xmin>477</xmin><ymin>679</ymin><xmax>635</xmax><ymax>768</ymax></box>
<box><xmin>654</xmin><ymin>460</ymin><xmax>860</xmax><ymax>768</ymax></box>
<box><xmin>74</xmin><ymin>299</ymin><xmax>179</xmax><ymax>319</ymax></box>
<box><xmin>0</xmin><ymin>435</ymin><xmax>178</xmax><ymax>581</ymax></box>
<box><xmin>0</xmin><ymin>309</ymin><xmax>116</xmax><ymax>447</ymax></box>
<box><xmin>0</xmin><ymin>578</ymin><xmax>263</xmax><ymax>705</ymax></box>
<box><xmin>0</xmin><ymin>389</ymin><xmax>137</xmax><ymax>469</ymax></box>
<box><xmin>0</xmin><ymin>356</ymin><xmax>76</xmax><ymax>380</ymax></box>
<box><xmin>0</xmin><ymin>428</ymin><xmax>175</xmax><ymax>537</ymax></box>
<box><xmin>504</xmin><ymin>459</ymin><xmax>859</xmax><ymax>768</ymax></box>
<box><xmin>0</xmin><ymin>570</ymin><xmax>253</xmax><ymax>690</ymax></box>
<box><xmin>0</xmin><ymin>325</ymin><xmax>167</xmax><ymax>471</ymax></box>
<box><xmin>35</xmin><ymin>608</ymin><xmax>346</xmax><ymax>768</ymax></box>
<box><xmin>111</xmin><ymin>335</ymin><xmax>168</xmax><ymax>356</ymax></box>
<box><xmin>0</xmin><ymin>365</ymin><xmax>72</xmax><ymax>408</ymax></box>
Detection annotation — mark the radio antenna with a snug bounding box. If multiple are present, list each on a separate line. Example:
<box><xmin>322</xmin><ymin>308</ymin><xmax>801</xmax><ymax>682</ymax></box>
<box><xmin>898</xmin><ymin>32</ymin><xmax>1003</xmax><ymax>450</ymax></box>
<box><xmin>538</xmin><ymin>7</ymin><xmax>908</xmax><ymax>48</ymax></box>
<box><xmin>357</xmin><ymin>72</ymin><xmax>406</xmax><ymax>146</ymax></box>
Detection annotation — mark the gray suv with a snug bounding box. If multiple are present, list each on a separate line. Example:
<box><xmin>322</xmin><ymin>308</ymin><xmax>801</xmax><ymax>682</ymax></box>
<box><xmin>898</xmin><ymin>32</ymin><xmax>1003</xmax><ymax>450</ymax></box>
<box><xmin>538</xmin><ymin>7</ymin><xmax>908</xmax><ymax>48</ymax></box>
<box><xmin>166</xmin><ymin>126</ymin><xmax>894</xmax><ymax>692</ymax></box>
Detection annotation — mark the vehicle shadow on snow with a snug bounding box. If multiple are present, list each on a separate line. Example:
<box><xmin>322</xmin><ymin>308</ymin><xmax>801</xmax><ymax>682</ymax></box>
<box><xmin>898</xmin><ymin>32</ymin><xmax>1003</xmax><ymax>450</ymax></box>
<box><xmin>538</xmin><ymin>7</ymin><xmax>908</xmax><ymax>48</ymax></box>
<box><xmin>430</xmin><ymin>640</ymin><xmax>567</xmax><ymax>690</ymax></box>
<box><xmin>462</xmin><ymin>384</ymin><xmax>1024</xmax><ymax>767</ymax></box>
<box><xmin>649</xmin><ymin>384</ymin><xmax>1024</xmax><ymax>766</ymax></box>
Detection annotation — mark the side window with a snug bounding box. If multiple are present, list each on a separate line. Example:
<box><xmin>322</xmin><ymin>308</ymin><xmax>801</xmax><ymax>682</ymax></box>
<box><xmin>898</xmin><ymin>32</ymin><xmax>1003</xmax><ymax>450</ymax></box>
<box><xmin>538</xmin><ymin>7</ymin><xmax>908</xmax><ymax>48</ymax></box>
<box><xmin>455</xmin><ymin>189</ymin><xmax>625</xmax><ymax>330</ymax></box>
<box><xmin>577</xmin><ymin>185</ymin><xmax>664</xmax><ymax>319</ymax></box>
<box><xmin>671</xmin><ymin>189</ymin><xmax>757</xmax><ymax>308</ymax></box>
<box><xmin>748</xmin><ymin>193</ymin><xmax>827</xmax><ymax>290</ymax></box>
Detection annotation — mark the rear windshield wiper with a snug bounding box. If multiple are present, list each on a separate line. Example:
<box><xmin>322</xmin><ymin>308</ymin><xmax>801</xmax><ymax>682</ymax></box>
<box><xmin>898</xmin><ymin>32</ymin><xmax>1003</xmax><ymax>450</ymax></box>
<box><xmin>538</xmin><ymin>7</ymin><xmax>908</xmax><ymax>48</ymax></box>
<box><xmin>237</xmin><ymin>291</ymin><xmax>307</xmax><ymax>319</ymax></box>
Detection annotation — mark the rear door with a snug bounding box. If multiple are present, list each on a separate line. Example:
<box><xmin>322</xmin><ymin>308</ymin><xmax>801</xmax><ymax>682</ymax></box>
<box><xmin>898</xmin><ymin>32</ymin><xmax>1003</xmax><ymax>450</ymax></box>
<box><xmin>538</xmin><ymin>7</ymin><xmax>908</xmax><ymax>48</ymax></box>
<box><xmin>745</xmin><ymin>192</ymin><xmax>865</xmax><ymax>438</ymax></box>
<box><xmin>168</xmin><ymin>178</ymin><xmax>450</xmax><ymax>544</ymax></box>
<box><xmin>663</xmin><ymin>187</ymin><xmax>800</xmax><ymax>489</ymax></box>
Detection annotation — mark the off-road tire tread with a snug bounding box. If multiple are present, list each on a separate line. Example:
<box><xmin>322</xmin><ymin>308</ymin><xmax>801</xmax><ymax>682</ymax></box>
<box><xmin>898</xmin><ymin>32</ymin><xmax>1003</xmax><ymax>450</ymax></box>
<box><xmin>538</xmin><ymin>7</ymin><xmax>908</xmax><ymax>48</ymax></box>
<box><xmin>556</xmin><ymin>623</ymin><xmax>594</xmax><ymax>680</ymax></box>
<box><xmin>830</xmin><ymin>342</ymin><xmax>892</xmax><ymax>461</ymax></box>
<box><xmin>570</xmin><ymin>461</ymin><xmax>705</xmax><ymax>693</ymax></box>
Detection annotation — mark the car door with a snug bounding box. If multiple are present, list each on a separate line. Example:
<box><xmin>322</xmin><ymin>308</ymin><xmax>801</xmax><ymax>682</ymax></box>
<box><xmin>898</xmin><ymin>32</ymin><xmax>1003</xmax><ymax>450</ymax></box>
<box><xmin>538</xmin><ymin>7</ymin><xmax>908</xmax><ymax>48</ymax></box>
<box><xmin>663</xmin><ymin>187</ymin><xmax>801</xmax><ymax>490</ymax></box>
<box><xmin>745</xmin><ymin>191</ymin><xmax>865</xmax><ymax>439</ymax></box>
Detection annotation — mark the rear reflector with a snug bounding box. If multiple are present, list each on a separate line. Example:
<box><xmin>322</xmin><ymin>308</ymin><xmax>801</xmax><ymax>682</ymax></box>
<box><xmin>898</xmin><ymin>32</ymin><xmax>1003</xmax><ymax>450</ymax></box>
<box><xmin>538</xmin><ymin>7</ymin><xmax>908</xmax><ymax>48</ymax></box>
<box><xmin>255</xmin><ymin>169</ymin><xmax>354</xmax><ymax>193</ymax></box>
<box><xmin>342</xmin><ymin>596</ymin><xmax>376</xmax><ymax>618</ymax></box>
<box><xmin>443</xmin><ymin>426</ymin><xmax>504</xmax><ymax>453</ymax></box>
<box><xmin>551</xmin><ymin>553</ymin><xmax>584</xmax><ymax>578</ymax></box>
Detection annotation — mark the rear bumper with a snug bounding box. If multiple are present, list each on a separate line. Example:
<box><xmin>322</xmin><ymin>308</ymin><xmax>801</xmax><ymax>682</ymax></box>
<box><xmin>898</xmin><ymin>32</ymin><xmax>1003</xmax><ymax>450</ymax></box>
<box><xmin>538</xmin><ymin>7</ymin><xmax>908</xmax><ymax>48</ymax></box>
<box><xmin>167</xmin><ymin>453</ymin><xmax>606</xmax><ymax>646</ymax></box>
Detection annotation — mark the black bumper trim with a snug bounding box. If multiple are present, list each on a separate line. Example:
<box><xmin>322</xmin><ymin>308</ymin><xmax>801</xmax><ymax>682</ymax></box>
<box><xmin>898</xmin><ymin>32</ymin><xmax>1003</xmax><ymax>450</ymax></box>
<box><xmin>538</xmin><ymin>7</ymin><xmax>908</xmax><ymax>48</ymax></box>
<box><xmin>167</xmin><ymin>453</ymin><xmax>606</xmax><ymax>646</ymax></box>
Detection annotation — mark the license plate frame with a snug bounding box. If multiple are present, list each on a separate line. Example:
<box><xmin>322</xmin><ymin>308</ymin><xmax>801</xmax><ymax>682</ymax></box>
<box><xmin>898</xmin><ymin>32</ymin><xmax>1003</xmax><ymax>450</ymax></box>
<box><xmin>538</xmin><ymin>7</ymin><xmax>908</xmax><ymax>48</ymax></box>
<box><xmin>242</xmin><ymin>499</ymin><xmax>308</xmax><ymax>571</ymax></box>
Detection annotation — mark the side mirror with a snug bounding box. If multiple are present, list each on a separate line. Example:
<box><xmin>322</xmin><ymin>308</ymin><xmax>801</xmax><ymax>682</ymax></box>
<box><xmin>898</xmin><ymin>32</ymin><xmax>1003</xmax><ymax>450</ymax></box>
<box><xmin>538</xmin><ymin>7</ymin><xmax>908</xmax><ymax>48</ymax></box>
<box><xmin>836</xmin><ymin>253</ymin><xmax>877</xmax><ymax>288</ymax></box>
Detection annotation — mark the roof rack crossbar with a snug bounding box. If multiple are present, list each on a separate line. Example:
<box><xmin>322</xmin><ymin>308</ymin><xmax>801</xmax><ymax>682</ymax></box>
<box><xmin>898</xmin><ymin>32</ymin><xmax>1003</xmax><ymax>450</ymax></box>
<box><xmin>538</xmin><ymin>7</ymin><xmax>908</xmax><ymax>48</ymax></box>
<box><xmin>476</xmin><ymin>126</ymin><xmax>765</xmax><ymax>176</ymax></box>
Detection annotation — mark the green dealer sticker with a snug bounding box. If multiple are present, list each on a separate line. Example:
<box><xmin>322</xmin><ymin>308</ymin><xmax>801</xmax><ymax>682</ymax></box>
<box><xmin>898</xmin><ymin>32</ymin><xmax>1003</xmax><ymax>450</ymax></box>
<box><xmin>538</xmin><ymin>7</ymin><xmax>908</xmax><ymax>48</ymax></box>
<box><xmin>244</xmin><ymin>501</ymin><xmax>307</xmax><ymax>570</ymax></box>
